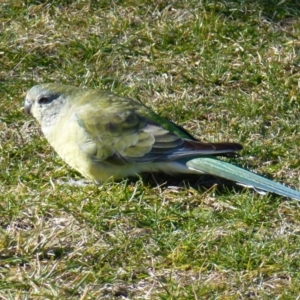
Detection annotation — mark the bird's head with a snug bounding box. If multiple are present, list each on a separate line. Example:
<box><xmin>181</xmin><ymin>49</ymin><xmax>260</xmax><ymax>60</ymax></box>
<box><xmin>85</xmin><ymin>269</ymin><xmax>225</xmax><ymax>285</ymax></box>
<box><xmin>24</xmin><ymin>83</ymin><xmax>76</xmax><ymax>127</ymax></box>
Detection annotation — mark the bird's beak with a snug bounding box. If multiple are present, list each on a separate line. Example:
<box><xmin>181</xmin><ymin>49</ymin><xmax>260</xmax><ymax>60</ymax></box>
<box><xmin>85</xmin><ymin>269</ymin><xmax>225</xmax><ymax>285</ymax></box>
<box><xmin>24</xmin><ymin>99</ymin><xmax>32</xmax><ymax>115</ymax></box>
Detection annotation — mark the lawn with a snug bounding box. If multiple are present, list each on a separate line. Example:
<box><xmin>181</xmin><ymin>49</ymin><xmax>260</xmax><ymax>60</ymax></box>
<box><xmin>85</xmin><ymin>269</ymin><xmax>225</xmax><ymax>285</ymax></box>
<box><xmin>1</xmin><ymin>0</ymin><xmax>300</xmax><ymax>299</ymax></box>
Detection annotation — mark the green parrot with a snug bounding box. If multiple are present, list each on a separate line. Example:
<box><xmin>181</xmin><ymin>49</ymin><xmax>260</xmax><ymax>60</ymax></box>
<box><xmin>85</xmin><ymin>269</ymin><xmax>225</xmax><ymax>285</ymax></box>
<box><xmin>24</xmin><ymin>83</ymin><xmax>300</xmax><ymax>201</ymax></box>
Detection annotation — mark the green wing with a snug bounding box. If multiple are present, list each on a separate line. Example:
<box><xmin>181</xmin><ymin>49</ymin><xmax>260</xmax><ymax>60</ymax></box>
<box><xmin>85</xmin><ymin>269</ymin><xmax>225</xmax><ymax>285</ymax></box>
<box><xmin>74</xmin><ymin>90</ymin><xmax>241</xmax><ymax>164</ymax></box>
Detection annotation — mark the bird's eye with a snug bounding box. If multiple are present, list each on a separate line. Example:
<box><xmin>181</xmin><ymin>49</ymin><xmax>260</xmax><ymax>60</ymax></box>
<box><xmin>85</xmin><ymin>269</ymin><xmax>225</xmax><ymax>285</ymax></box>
<box><xmin>38</xmin><ymin>96</ymin><xmax>52</xmax><ymax>105</ymax></box>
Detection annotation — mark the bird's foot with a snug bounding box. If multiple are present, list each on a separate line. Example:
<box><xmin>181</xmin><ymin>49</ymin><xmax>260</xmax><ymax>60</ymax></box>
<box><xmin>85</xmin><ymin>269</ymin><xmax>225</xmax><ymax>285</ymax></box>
<box><xmin>54</xmin><ymin>178</ymin><xmax>94</xmax><ymax>186</ymax></box>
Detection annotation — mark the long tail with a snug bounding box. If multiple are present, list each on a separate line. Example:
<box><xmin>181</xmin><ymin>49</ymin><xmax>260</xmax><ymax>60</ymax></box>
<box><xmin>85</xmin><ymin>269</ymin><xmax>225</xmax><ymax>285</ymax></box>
<box><xmin>186</xmin><ymin>157</ymin><xmax>300</xmax><ymax>201</ymax></box>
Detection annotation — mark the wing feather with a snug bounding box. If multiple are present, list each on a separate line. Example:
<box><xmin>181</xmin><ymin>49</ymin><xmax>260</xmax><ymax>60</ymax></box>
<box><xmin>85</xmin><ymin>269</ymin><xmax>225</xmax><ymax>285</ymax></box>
<box><xmin>75</xmin><ymin>91</ymin><xmax>242</xmax><ymax>165</ymax></box>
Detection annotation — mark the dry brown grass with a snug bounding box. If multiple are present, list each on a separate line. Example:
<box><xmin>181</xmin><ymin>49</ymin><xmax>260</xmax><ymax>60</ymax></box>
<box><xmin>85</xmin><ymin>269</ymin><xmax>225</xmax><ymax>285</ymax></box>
<box><xmin>1</xmin><ymin>1</ymin><xmax>300</xmax><ymax>299</ymax></box>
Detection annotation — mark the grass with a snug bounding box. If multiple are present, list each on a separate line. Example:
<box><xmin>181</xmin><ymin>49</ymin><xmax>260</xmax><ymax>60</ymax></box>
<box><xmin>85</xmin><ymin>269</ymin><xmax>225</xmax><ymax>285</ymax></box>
<box><xmin>1</xmin><ymin>0</ymin><xmax>300</xmax><ymax>298</ymax></box>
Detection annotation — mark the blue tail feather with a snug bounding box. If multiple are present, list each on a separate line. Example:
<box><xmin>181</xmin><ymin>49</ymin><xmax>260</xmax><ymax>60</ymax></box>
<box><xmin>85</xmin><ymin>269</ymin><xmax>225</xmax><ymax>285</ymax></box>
<box><xmin>186</xmin><ymin>157</ymin><xmax>300</xmax><ymax>201</ymax></box>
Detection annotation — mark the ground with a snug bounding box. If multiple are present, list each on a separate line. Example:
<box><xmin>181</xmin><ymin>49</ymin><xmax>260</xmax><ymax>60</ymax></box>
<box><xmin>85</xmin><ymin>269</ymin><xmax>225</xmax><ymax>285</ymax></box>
<box><xmin>1</xmin><ymin>0</ymin><xmax>300</xmax><ymax>299</ymax></box>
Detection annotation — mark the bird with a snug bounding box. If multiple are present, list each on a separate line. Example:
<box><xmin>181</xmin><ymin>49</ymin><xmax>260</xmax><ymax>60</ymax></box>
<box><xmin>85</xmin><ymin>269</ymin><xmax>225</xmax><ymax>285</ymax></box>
<box><xmin>24</xmin><ymin>83</ymin><xmax>300</xmax><ymax>201</ymax></box>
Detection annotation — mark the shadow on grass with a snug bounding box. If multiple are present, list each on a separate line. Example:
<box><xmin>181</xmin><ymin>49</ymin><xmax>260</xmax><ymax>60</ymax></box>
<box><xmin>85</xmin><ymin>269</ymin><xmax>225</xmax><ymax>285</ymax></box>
<box><xmin>136</xmin><ymin>172</ymin><xmax>266</xmax><ymax>199</ymax></box>
<box><xmin>208</xmin><ymin>0</ymin><xmax>300</xmax><ymax>21</ymax></box>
